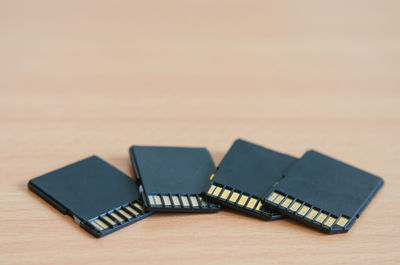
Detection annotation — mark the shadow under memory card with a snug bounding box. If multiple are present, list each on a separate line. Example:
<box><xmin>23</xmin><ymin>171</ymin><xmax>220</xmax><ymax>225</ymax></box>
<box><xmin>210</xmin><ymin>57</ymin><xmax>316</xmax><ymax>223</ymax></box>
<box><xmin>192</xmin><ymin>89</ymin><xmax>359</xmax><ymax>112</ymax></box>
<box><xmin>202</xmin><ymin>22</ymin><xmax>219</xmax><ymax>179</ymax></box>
<box><xmin>28</xmin><ymin>156</ymin><xmax>153</xmax><ymax>238</ymax></box>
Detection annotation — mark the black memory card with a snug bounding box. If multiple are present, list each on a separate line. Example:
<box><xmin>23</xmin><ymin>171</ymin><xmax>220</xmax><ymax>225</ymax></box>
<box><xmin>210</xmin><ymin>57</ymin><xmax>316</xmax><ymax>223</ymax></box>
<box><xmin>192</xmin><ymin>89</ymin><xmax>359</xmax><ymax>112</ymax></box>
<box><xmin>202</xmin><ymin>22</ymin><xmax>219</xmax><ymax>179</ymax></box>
<box><xmin>28</xmin><ymin>156</ymin><xmax>153</xmax><ymax>238</ymax></box>
<box><xmin>264</xmin><ymin>150</ymin><xmax>384</xmax><ymax>233</ymax></box>
<box><xmin>130</xmin><ymin>145</ymin><xmax>220</xmax><ymax>212</ymax></box>
<box><xmin>205</xmin><ymin>139</ymin><xmax>298</xmax><ymax>220</ymax></box>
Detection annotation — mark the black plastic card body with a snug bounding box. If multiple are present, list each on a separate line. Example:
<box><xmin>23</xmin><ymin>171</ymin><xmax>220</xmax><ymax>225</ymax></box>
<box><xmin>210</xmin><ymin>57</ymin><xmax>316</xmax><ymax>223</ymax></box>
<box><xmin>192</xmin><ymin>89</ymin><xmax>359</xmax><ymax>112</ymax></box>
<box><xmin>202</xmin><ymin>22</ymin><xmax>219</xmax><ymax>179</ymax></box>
<box><xmin>264</xmin><ymin>150</ymin><xmax>384</xmax><ymax>234</ymax></box>
<box><xmin>130</xmin><ymin>145</ymin><xmax>220</xmax><ymax>213</ymax></box>
<box><xmin>205</xmin><ymin>139</ymin><xmax>298</xmax><ymax>220</ymax></box>
<box><xmin>28</xmin><ymin>156</ymin><xmax>153</xmax><ymax>238</ymax></box>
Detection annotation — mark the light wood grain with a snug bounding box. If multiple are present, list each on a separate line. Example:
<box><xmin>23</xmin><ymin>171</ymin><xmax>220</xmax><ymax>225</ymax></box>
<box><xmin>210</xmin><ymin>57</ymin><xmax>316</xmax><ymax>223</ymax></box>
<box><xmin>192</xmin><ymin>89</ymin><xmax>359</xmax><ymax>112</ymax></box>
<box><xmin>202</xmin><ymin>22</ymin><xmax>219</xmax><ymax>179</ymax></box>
<box><xmin>0</xmin><ymin>1</ymin><xmax>399</xmax><ymax>264</ymax></box>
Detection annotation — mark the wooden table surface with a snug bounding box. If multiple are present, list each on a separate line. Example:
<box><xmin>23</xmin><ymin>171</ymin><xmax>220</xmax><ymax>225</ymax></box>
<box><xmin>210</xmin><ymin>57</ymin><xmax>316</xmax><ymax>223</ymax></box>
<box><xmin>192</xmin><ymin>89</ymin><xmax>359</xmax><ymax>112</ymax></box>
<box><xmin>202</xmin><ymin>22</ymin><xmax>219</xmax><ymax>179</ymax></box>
<box><xmin>1</xmin><ymin>1</ymin><xmax>399</xmax><ymax>264</ymax></box>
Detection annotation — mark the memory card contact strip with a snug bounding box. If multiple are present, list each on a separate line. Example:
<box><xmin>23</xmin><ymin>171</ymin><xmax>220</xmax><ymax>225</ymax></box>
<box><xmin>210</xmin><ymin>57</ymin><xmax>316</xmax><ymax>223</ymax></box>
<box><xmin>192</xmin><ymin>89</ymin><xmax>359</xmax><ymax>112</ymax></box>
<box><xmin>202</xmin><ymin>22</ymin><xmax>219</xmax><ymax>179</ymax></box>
<box><xmin>145</xmin><ymin>193</ymin><xmax>212</xmax><ymax>209</ymax></box>
<box><xmin>87</xmin><ymin>201</ymin><xmax>148</xmax><ymax>234</ymax></box>
<box><xmin>265</xmin><ymin>191</ymin><xmax>351</xmax><ymax>231</ymax></box>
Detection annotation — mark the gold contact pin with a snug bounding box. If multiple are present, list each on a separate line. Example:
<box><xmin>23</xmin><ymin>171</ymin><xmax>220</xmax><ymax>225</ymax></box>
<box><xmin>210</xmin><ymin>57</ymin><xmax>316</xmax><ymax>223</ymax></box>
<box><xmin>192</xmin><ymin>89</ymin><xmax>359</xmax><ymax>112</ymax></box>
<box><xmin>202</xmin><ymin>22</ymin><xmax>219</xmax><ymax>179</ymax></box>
<box><xmin>246</xmin><ymin>198</ymin><xmax>258</xmax><ymax>209</ymax></box>
<box><xmin>237</xmin><ymin>195</ymin><xmax>249</xmax><ymax>206</ymax></box>
<box><xmin>118</xmin><ymin>209</ymin><xmax>132</xmax><ymax>219</ymax></box>
<box><xmin>274</xmin><ymin>195</ymin><xmax>285</xmax><ymax>205</ymax></box>
<box><xmin>163</xmin><ymin>195</ymin><xmax>172</xmax><ymax>206</ymax></box>
<box><xmin>229</xmin><ymin>192</ymin><xmax>240</xmax><ymax>203</ymax></box>
<box><xmin>336</xmin><ymin>217</ymin><xmax>349</xmax><ymax>227</ymax></box>
<box><xmin>297</xmin><ymin>205</ymin><xmax>310</xmax><ymax>216</ymax></box>
<box><xmin>91</xmin><ymin>221</ymin><xmax>103</xmax><ymax>231</ymax></box>
<box><xmin>111</xmin><ymin>212</ymin><xmax>124</xmax><ymax>222</ymax></box>
<box><xmin>172</xmin><ymin>195</ymin><xmax>180</xmax><ymax>206</ymax></box>
<box><xmin>154</xmin><ymin>195</ymin><xmax>162</xmax><ymax>205</ymax></box>
<box><xmin>315</xmin><ymin>213</ymin><xmax>328</xmax><ymax>223</ymax></box>
<box><xmin>95</xmin><ymin>219</ymin><xmax>109</xmax><ymax>229</ymax></box>
<box><xmin>212</xmin><ymin>186</ymin><xmax>222</xmax><ymax>197</ymax></box>
<box><xmin>305</xmin><ymin>209</ymin><xmax>319</xmax><ymax>220</ymax></box>
<box><xmin>133</xmin><ymin>203</ymin><xmax>144</xmax><ymax>212</ymax></box>
<box><xmin>220</xmin><ymin>189</ymin><xmax>231</xmax><ymax>200</ymax></box>
<box><xmin>148</xmin><ymin>195</ymin><xmax>155</xmax><ymax>205</ymax></box>
<box><xmin>255</xmin><ymin>201</ymin><xmax>263</xmax><ymax>211</ymax></box>
<box><xmin>324</xmin><ymin>216</ymin><xmax>337</xmax><ymax>227</ymax></box>
<box><xmin>289</xmin><ymin>201</ymin><xmax>301</xmax><ymax>212</ymax></box>
<box><xmin>181</xmin><ymin>196</ymin><xmax>190</xmax><ymax>207</ymax></box>
<box><xmin>190</xmin><ymin>196</ymin><xmax>199</xmax><ymax>207</ymax></box>
<box><xmin>103</xmin><ymin>215</ymin><xmax>116</xmax><ymax>225</ymax></box>
<box><xmin>281</xmin><ymin>198</ymin><xmax>293</xmax><ymax>208</ymax></box>
<box><xmin>267</xmin><ymin>192</ymin><xmax>279</xmax><ymax>202</ymax></box>
<box><xmin>207</xmin><ymin>185</ymin><xmax>216</xmax><ymax>195</ymax></box>
<box><xmin>126</xmin><ymin>206</ymin><xmax>139</xmax><ymax>216</ymax></box>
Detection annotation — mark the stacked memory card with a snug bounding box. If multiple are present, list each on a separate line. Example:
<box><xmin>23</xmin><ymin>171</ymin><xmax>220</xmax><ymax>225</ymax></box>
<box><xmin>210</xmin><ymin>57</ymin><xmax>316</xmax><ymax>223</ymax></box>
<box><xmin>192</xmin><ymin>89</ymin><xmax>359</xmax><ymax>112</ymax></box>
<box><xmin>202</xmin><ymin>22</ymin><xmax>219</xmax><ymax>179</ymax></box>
<box><xmin>263</xmin><ymin>150</ymin><xmax>383</xmax><ymax>233</ymax></box>
<box><xmin>29</xmin><ymin>145</ymin><xmax>220</xmax><ymax>238</ymax></box>
<box><xmin>28</xmin><ymin>139</ymin><xmax>383</xmax><ymax>237</ymax></box>
<box><xmin>129</xmin><ymin>145</ymin><xmax>220</xmax><ymax>212</ymax></box>
<box><xmin>205</xmin><ymin>139</ymin><xmax>297</xmax><ymax>220</ymax></box>
<box><xmin>203</xmin><ymin>139</ymin><xmax>383</xmax><ymax>234</ymax></box>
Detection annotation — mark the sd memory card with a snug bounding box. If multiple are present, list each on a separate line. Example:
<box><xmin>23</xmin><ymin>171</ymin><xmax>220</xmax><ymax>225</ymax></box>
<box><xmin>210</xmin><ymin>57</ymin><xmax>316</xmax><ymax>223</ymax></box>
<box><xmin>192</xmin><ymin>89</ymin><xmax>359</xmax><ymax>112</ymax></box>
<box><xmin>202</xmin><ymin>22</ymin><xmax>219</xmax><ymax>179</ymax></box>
<box><xmin>205</xmin><ymin>139</ymin><xmax>297</xmax><ymax>220</ymax></box>
<box><xmin>130</xmin><ymin>145</ymin><xmax>220</xmax><ymax>212</ymax></box>
<box><xmin>28</xmin><ymin>156</ymin><xmax>153</xmax><ymax>238</ymax></box>
<box><xmin>265</xmin><ymin>150</ymin><xmax>383</xmax><ymax>233</ymax></box>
